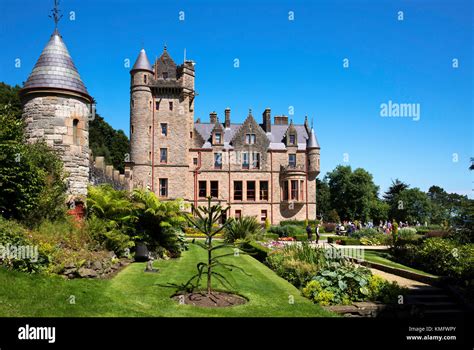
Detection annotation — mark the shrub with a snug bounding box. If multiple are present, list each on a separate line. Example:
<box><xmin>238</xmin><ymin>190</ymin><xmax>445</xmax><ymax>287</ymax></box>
<box><xmin>398</xmin><ymin>228</ymin><xmax>418</xmax><ymax>239</ymax></box>
<box><xmin>327</xmin><ymin>209</ymin><xmax>340</xmax><ymax>223</ymax></box>
<box><xmin>0</xmin><ymin>217</ymin><xmax>51</xmax><ymax>273</ymax></box>
<box><xmin>280</xmin><ymin>220</ymin><xmax>319</xmax><ymax>228</ymax></box>
<box><xmin>87</xmin><ymin>216</ymin><xmax>134</xmax><ymax>256</ymax></box>
<box><xmin>360</xmin><ymin>234</ymin><xmax>391</xmax><ymax>246</ymax></box>
<box><xmin>268</xmin><ymin>225</ymin><xmax>305</xmax><ymax>237</ymax></box>
<box><xmin>368</xmin><ymin>275</ymin><xmax>407</xmax><ymax>304</ymax></box>
<box><xmin>425</xmin><ymin>230</ymin><xmax>449</xmax><ymax>238</ymax></box>
<box><xmin>224</xmin><ymin>216</ymin><xmax>262</xmax><ymax>243</ymax></box>
<box><xmin>302</xmin><ymin>280</ymin><xmax>336</xmax><ymax>306</ymax></box>
<box><xmin>263</xmin><ymin>233</ymin><xmax>279</xmax><ymax>241</ymax></box>
<box><xmin>243</xmin><ymin>241</ymin><xmax>270</xmax><ymax>262</ymax></box>
<box><xmin>351</xmin><ymin>228</ymin><xmax>379</xmax><ymax>239</ymax></box>
<box><xmin>322</xmin><ymin>223</ymin><xmax>336</xmax><ymax>233</ymax></box>
<box><xmin>327</xmin><ymin>236</ymin><xmax>361</xmax><ymax>245</ymax></box>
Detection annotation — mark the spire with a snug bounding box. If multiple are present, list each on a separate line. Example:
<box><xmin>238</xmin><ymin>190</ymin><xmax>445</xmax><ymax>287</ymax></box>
<box><xmin>22</xmin><ymin>30</ymin><xmax>90</xmax><ymax>99</ymax></box>
<box><xmin>49</xmin><ymin>0</ymin><xmax>63</xmax><ymax>30</ymax></box>
<box><xmin>307</xmin><ymin>128</ymin><xmax>319</xmax><ymax>149</ymax></box>
<box><xmin>131</xmin><ymin>48</ymin><xmax>153</xmax><ymax>72</ymax></box>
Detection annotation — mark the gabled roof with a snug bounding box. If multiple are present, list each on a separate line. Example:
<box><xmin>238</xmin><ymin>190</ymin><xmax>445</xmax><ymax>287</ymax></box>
<box><xmin>22</xmin><ymin>29</ymin><xmax>90</xmax><ymax>98</ymax></box>
<box><xmin>132</xmin><ymin>48</ymin><xmax>153</xmax><ymax>72</ymax></box>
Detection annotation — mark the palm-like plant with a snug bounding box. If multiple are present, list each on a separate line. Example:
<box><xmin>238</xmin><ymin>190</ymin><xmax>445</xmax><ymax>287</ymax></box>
<box><xmin>183</xmin><ymin>197</ymin><xmax>249</xmax><ymax>295</ymax></box>
<box><xmin>224</xmin><ymin>216</ymin><xmax>262</xmax><ymax>243</ymax></box>
<box><xmin>87</xmin><ymin>185</ymin><xmax>136</xmax><ymax>224</ymax></box>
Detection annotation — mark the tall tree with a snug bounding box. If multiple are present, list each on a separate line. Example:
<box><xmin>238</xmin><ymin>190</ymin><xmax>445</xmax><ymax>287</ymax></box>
<box><xmin>316</xmin><ymin>178</ymin><xmax>331</xmax><ymax>220</ymax></box>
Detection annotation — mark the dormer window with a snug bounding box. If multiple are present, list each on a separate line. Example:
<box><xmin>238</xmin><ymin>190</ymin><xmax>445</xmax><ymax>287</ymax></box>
<box><xmin>214</xmin><ymin>132</ymin><xmax>222</xmax><ymax>144</ymax></box>
<box><xmin>245</xmin><ymin>134</ymin><xmax>256</xmax><ymax>144</ymax></box>
<box><xmin>289</xmin><ymin>134</ymin><xmax>296</xmax><ymax>145</ymax></box>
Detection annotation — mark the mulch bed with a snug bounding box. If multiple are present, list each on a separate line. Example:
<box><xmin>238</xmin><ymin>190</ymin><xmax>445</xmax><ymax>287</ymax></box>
<box><xmin>172</xmin><ymin>291</ymin><xmax>247</xmax><ymax>308</ymax></box>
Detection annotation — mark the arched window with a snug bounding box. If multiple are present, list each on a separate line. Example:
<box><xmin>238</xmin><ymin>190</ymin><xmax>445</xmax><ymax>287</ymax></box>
<box><xmin>73</xmin><ymin>119</ymin><xmax>80</xmax><ymax>145</ymax></box>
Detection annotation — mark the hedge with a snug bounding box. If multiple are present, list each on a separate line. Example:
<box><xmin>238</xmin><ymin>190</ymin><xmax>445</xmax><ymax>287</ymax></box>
<box><xmin>280</xmin><ymin>220</ymin><xmax>320</xmax><ymax>227</ymax></box>
<box><xmin>327</xmin><ymin>236</ymin><xmax>361</xmax><ymax>245</ymax></box>
<box><xmin>243</xmin><ymin>241</ymin><xmax>270</xmax><ymax>262</ymax></box>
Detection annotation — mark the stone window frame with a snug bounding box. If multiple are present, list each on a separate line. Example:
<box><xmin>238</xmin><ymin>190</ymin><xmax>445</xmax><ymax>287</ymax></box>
<box><xmin>193</xmin><ymin>157</ymin><xmax>198</xmax><ymax>166</ymax></box>
<box><xmin>198</xmin><ymin>180</ymin><xmax>207</xmax><ymax>198</ymax></box>
<box><xmin>251</xmin><ymin>152</ymin><xmax>260</xmax><ymax>169</ymax></box>
<box><xmin>210</xmin><ymin>181</ymin><xmax>219</xmax><ymax>198</ymax></box>
<box><xmin>288</xmin><ymin>154</ymin><xmax>297</xmax><ymax>168</ymax></box>
<box><xmin>242</xmin><ymin>152</ymin><xmax>250</xmax><ymax>169</ymax></box>
<box><xmin>169</xmin><ymin>101</ymin><xmax>173</xmax><ymax>111</ymax></box>
<box><xmin>214</xmin><ymin>153</ymin><xmax>223</xmax><ymax>169</ymax></box>
<box><xmin>213</xmin><ymin>132</ymin><xmax>223</xmax><ymax>145</ymax></box>
<box><xmin>245</xmin><ymin>133</ymin><xmax>256</xmax><ymax>144</ymax></box>
<box><xmin>160</xmin><ymin>148</ymin><xmax>168</xmax><ymax>163</ymax></box>
<box><xmin>235</xmin><ymin>210</ymin><xmax>242</xmax><ymax>219</ymax></box>
<box><xmin>144</xmin><ymin>74</ymin><xmax>147</xmax><ymax>84</ymax></box>
<box><xmin>247</xmin><ymin>181</ymin><xmax>256</xmax><ymax>201</ymax></box>
<box><xmin>289</xmin><ymin>134</ymin><xmax>296</xmax><ymax>145</ymax></box>
<box><xmin>259</xmin><ymin>180</ymin><xmax>269</xmax><ymax>201</ymax></box>
<box><xmin>72</xmin><ymin>119</ymin><xmax>80</xmax><ymax>146</ymax></box>
<box><xmin>260</xmin><ymin>210</ymin><xmax>268</xmax><ymax>223</ymax></box>
<box><xmin>233</xmin><ymin>181</ymin><xmax>243</xmax><ymax>201</ymax></box>
<box><xmin>160</xmin><ymin>123</ymin><xmax>168</xmax><ymax>136</ymax></box>
<box><xmin>159</xmin><ymin>178</ymin><xmax>168</xmax><ymax>198</ymax></box>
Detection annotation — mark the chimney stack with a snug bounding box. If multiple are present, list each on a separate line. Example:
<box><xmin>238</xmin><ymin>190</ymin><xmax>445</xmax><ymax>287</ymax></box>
<box><xmin>210</xmin><ymin>111</ymin><xmax>217</xmax><ymax>124</ymax></box>
<box><xmin>274</xmin><ymin>115</ymin><xmax>288</xmax><ymax>125</ymax></box>
<box><xmin>263</xmin><ymin>108</ymin><xmax>271</xmax><ymax>132</ymax></box>
<box><xmin>225</xmin><ymin>108</ymin><xmax>231</xmax><ymax>128</ymax></box>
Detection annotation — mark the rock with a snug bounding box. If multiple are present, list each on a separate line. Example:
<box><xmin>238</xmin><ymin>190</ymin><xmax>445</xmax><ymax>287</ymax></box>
<box><xmin>92</xmin><ymin>261</ymin><xmax>103</xmax><ymax>271</ymax></box>
<box><xmin>63</xmin><ymin>268</ymin><xmax>76</xmax><ymax>275</ymax></box>
<box><xmin>78</xmin><ymin>267</ymin><xmax>98</xmax><ymax>278</ymax></box>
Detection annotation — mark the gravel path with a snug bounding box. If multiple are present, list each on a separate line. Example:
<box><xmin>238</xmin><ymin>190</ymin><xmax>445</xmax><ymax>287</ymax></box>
<box><xmin>368</xmin><ymin>268</ymin><xmax>431</xmax><ymax>289</ymax></box>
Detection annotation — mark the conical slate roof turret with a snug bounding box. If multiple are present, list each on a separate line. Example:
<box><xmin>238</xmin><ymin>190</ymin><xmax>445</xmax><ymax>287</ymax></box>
<box><xmin>132</xmin><ymin>48</ymin><xmax>153</xmax><ymax>72</ymax></box>
<box><xmin>307</xmin><ymin>128</ymin><xmax>320</xmax><ymax>148</ymax></box>
<box><xmin>22</xmin><ymin>29</ymin><xmax>90</xmax><ymax>99</ymax></box>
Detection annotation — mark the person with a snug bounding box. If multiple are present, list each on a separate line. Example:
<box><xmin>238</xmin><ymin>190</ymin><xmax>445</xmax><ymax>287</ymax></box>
<box><xmin>315</xmin><ymin>223</ymin><xmax>320</xmax><ymax>244</ymax></box>
<box><xmin>306</xmin><ymin>224</ymin><xmax>313</xmax><ymax>242</ymax></box>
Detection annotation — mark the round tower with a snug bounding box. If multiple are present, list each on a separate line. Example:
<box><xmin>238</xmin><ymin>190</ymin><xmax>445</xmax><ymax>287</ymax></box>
<box><xmin>19</xmin><ymin>29</ymin><xmax>93</xmax><ymax>203</ymax></box>
<box><xmin>306</xmin><ymin>128</ymin><xmax>320</xmax><ymax>179</ymax></box>
<box><xmin>129</xmin><ymin>49</ymin><xmax>153</xmax><ymax>189</ymax></box>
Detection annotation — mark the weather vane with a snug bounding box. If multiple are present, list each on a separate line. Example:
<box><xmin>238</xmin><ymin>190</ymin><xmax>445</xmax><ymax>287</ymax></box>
<box><xmin>49</xmin><ymin>0</ymin><xmax>63</xmax><ymax>29</ymax></box>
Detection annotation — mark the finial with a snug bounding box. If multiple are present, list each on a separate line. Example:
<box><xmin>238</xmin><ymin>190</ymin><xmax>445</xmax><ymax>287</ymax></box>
<box><xmin>311</xmin><ymin>117</ymin><xmax>314</xmax><ymax>128</ymax></box>
<box><xmin>249</xmin><ymin>108</ymin><xmax>252</xmax><ymax>115</ymax></box>
<box><xmin>49</xmin><ymin>0</ymin><xmax>63</xmax><ymax>29</ymax></box>
<box><xmin>164</xmin><ymin>44</ymin><xmax>167</xmax><ymax>51</ymax></box>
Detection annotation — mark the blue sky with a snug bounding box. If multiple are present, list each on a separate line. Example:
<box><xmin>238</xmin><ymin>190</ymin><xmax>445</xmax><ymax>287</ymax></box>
<box><xmin>1</xmin><ymin>0</ymin><xmax>472</xmax><ymax>198</ymax></box>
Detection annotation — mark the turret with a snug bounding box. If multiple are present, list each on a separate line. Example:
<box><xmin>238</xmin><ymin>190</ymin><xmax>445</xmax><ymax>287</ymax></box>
<box><xmin>130</xmin><ymin>48</ymin><xmax>153</xmax><ymax>183</ymax></box>
<box><xmin>306</xmin><ymin>128</ymin><xmax>320</xmax><ymax>177</ymax></box>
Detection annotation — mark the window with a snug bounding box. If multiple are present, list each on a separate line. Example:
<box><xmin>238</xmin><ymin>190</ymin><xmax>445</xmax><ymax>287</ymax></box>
<box><xmin>235</xmin><ymin>210</ymin><xmax>242</xmax><ymax>219</ymax></box>
<box><xmin>300</xmin><ymin>180</ymin><xmax>305</xmax><ymax>201</ymax></box>
<box><xmin>160</xmin><ymin>148</ymin><xmax>168</xmax><ymax>163</ymax></box>
<box><xmin>214</xmin><ymin>133</ymin><xmax>222</xmax><ymax>144</ymax></box>
<box><xmin>144</xmin><ymin>75</ymin><xmax>147</xmax><ymax>83</ymax></box>
<box><xmin>193</xmin><ymin>157</ymin><xmax>198</xmax><ymax>166</ymax></box>
<box><xmin>131</xmin><ymin>99</ymin><xmax>134</xmax><ymax>108</ymax></box>
<box><xmin>252</xmin><ymin>152</ymin><xmax>260</xmax><ymax>169</ymax></box>
<box><xmin>214</xmin><ymin>153</ymin><xmax>222</xmax><ymax>169</ymax></box>
<box><xmin>260</xmin><ymin>181</ymin><xmax>269</xmax><ymax>201</ymax></box>
<box><xmin>148</xmin><ymin>126</ymin><xmax>151</xmax><ymax>135</ymax></box>
<box><xmin>291</xmin><ymin>180</ymin><xmax>298</xmax><ymax>200</ymax></box>
<box><xmin>148</xmin><ymin>151</ymin><xmax>152</xmax><ymax>162</ymax></box>
<box><xmin>247</xmin><ymin>181</ymin><xmax>256</xmax><ymax>201</ymax></box>
<box><xmin>161</xmin><ymin>123</ymin><xmax>168</xmax><ymax>136</ymax></box>
<box><xmin>163</xmin><ymin>72</ymin><xmax>168</xmax><ymax>79</ymax></box>
<box><xmin>261</xmin><ymin>210</ymin><xmax>268</xmax><ymax>223</ymax></box>
<box><xmin>283</xmin><ymin>181</ymin><xmax>289</xmax><ymax>201</ymax></box>
<box><xmin>289</xmin><ymin>134</ymin><xmax>296</xmax><ymax>145</ymax></box>
<box><xmin>245</xmin><ymin>134</ymin><xmax>256</xmax><ymax>144</ymax></box>
<box><xmin>210</xmin><ymin>181</ymin><xmax>219</xmax><ymax>198</ymax></box>
<box><xmin>72</xmin><ymin>119</ymin><xmax>79</xmax><ymax>145</ymax></box>
<box><xmin>169</xmin><ymin>101</ymin><xmax>173</xmax><ymax>111</ymax></box>
<box><xmin>234</xmin><ymin>181</ymin><xmax>243</xmax><ymax>201</ymax></box>
<box><xmin>155</xmin><ymin>101</ymin><xmax>160</xmax><ymax>110</ymax></box>
<box><xmin>242</xmin><ymin>152</ymin><xmax>249</xmax><ymax>169</ymax></box>
<box><xmin>159</xmin><ymin>179</ymin><xmax>168</xmax><ymax>197</ymax></box>
<box><xmin>288</xmin><ymin>154</ymin><xmax>296</xmax><ymax>168</ymax></box>
<box><xmin>131</xmin><ymin>125</ymin><xmax>134</xmax><ymax>134</ymax></box>
<box><xmin>199</xmin><ymin>181</ymin><xmax>207</xmax><ymax>198</ymax></box>
<box><xmin>190</xmin><ymin>131</ymin><xmax>193</xmax><ymax>139</ymax></box>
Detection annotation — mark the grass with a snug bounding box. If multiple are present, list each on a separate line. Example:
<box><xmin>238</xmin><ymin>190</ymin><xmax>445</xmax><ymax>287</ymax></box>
<box><xmin>0</xmin><ymin>244</ymin><xmax>335</xmax><ymax>317</ymax></box>
<box><xmin>363</xmin><ymin>250</ymin><xmax>437</xmax><ymax>277</ymax></box>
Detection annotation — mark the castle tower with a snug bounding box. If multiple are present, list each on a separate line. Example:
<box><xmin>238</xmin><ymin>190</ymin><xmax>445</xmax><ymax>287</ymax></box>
<box><xmin>19</xmin><ymin>28</ymin><xmax>93</xmax><ymax>203</ymax></box>
<box><xmin>306</xmin><ymin>127</ymin><xmax>320</xmax><ymax>179</ymax></box>
<box><xmin>129</xmin><ymin>48</ymin><xmax>154</xmax><ymax>189</ymax></box>
<box><xmin>129</xmin><ymin>46</ymin><xmax>196</xmax><ymax>198</ymax></box>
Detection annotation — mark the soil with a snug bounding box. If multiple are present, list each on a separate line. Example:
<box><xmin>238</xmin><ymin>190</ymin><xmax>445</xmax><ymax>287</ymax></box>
<box><xmin>172</xmin><ymin>291</ymin><xmax>248</xmax><ymax>308</ymax></box>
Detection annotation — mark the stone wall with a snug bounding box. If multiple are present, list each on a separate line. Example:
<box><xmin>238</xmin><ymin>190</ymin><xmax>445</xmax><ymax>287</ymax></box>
<box><xmin>90</xmin><ymin>156</ymin><xmax>128</xmax><ymax>191</ymax></box>
<box><xmin>22</xmin><ymin>92</ymin><xmax>90</xmax><ymax>201</ymax></box>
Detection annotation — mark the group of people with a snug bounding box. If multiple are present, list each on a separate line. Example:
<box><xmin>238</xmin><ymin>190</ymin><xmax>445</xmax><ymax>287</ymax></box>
<box><xmin>336</xmin><ymin>220</ymin><xmax>424</xmax><ymax>236</ymax></box>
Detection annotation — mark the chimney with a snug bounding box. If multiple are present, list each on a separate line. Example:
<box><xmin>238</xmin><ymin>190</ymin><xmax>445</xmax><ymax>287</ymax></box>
<box><xmin>225</xmin><ymin>108</ymin><xmax>231</xmax><ymax>128</ymax></box>
<box><xmin>196</xmin><ymin>117</ymin><xmax>201</xmax><ymax>124</ymax></box>
<box><xmin>263</xmin><ymin>108</ymin><xmax>271</xmax><ymax>132</ymax></box>
<box><xmin>274</xmin><ymin>115</ymin><xmax>288</xmax><ymax>125</ymax></box>
<box><xmin>210</xmin><ymin>111</ymin><xmax>217</xmax><ymax>124</ymax></box>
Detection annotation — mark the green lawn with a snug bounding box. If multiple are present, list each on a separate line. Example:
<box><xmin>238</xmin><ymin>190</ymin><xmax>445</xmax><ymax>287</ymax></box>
<box><xmin>363</xmin><ymin>250</ymin><xmax>436</xmax><ymax>277</ymax></box>
<box><xmin>0</xmin><ymin>244</ymin><xmax>335</xmax><ymax>317</ymax></box>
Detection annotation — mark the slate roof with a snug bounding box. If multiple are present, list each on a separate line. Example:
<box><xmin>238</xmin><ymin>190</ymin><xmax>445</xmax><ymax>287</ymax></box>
<box><xmin>132</xmin><ymin>48</ymin><xmax>153</xmax><ymax>72</ymax></box>
<box><xmin>23</xmin><ymin>29</ymin><xmax>90</xmax><ymax>97</ymax></box>
<box><xmin>194</xmin><ymin>122</ymin><xmax>315</xmax><ymax>150</ymax></box>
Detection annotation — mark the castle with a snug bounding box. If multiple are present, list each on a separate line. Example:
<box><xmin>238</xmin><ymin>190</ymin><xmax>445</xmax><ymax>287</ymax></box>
<box><xmin>20</xmin><ymin>24</ymin><xmax>321</xmax><ymax>224</ymax></box>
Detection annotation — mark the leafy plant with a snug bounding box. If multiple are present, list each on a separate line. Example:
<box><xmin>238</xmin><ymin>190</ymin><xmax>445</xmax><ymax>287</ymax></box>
<box><xmin>224</xmin><ymin>216</ymin><xmax>262</xmax><ymax>243</ymax></box>
<box><xmin>179</xmin><ymin>197</ymin><xmax>249</xmax><ymax>295</ymax></box>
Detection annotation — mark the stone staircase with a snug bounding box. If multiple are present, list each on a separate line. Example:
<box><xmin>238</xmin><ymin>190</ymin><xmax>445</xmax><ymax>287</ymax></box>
<box><xmin>404</xmin><ymin>285</ymin><xmax>468</xmax><ymax>318</ymax></box>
